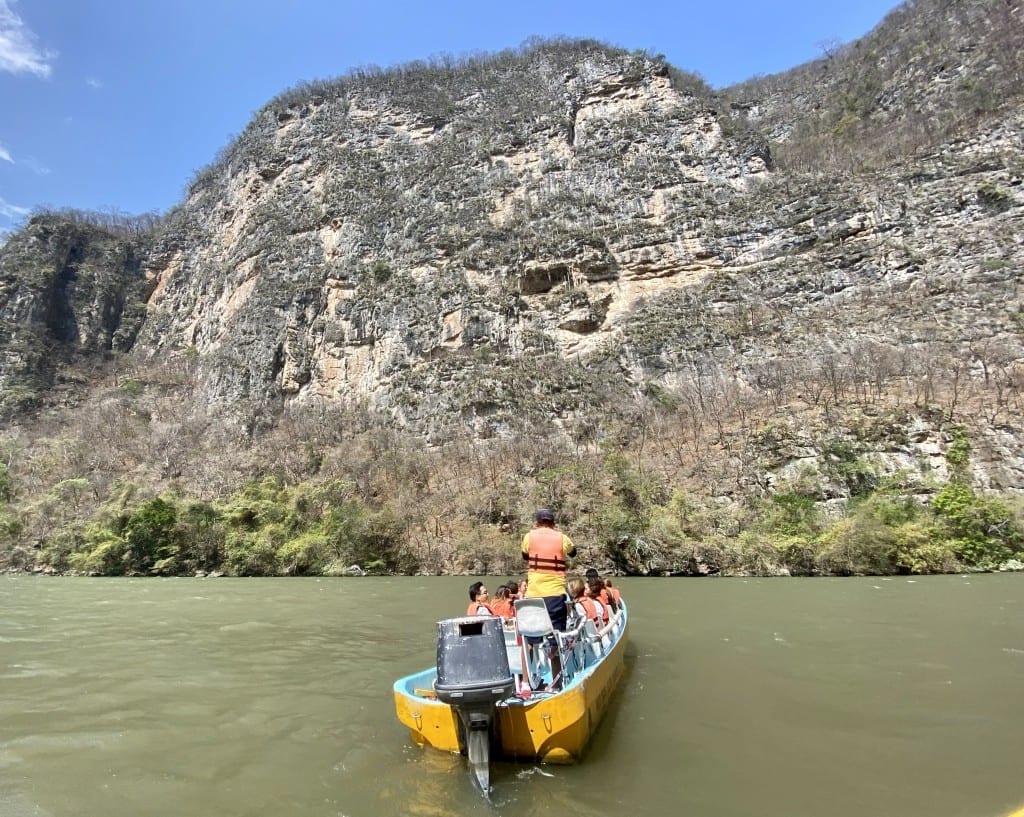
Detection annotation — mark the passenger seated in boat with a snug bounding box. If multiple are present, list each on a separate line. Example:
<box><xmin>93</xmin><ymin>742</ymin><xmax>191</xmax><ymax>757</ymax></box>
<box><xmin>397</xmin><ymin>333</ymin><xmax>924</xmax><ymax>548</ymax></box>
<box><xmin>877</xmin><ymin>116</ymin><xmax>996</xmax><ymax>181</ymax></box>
<box><xmin>585</xmin><ymin>578</ymin><xmax>609</xmax><ymax>624</ymax></box>
<box><xmin>601</xmin><ymin>581</ymin><xmax>618</xmax><ymax>615</ymax></box>
<box><xmin>605</xmin><ymin>579</ymin><xmax>622</xmax><ymax>607</ymax></box>
<box><xmin>568</xmin><ymin>578</ymin><xmax>601</xmax><ymax>627</ymax></box>
<box><xmin>490</xmin><ymin>585</ymin><xmax>515</xmax><ymax>620</ymax></box>
<box><xmin>585</xmin><ymin>568</ymin><xmax>614</xmax><ymax>613</ymax></box>
<box><xmin>466</xmin><ymin>581</ymin><xmax>495</xmax><ymax>616</ymax></box>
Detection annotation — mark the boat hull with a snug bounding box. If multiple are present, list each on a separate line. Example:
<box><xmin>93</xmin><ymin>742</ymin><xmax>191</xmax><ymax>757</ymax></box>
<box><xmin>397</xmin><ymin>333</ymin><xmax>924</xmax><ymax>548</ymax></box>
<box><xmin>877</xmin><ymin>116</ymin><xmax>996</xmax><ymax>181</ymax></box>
<box><xmin>394</xmin><ymin>608</ymin><xmax>627</xmax><ymax>763</ymax></box>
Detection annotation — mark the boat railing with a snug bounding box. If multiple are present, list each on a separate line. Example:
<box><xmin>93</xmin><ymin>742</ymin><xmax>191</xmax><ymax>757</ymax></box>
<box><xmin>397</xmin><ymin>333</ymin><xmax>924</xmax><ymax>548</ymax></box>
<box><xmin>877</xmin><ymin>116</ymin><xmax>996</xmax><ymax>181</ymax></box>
<box><xmin>599</xmin><ymin>608</ymin><xmax>623</xmax><ymax>641</ymax></box>
<box><xmin>502</xmin><ymin>600</ymin><xmax>626</xmax><ymax>693</ymax></box>
<box><xmin>557</xmin><ymin>620</ymin><xmax>589</xmax><ymax>679</ymax></box>
<box><xmin>555</xmin><ymin>603</ymin><xmax>626</xmax><ymax>686</ymax></box>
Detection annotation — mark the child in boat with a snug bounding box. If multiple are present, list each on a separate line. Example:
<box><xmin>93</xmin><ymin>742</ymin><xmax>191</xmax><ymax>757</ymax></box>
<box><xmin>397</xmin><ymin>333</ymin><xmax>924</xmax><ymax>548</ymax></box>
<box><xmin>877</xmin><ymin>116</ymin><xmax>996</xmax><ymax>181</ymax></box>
<box><xmin>508</xmin><ymin>581</ymin><xmax>523</xmax><ymax>607</ymax></box>
<box><xmin>568</xmin><ymin>578</ymin><xmax>601</xmax><ymax>627</ymax></box>
<box><xmin>490</xmin><ymin>585</ymin><xmax>515</xmax><ymax>620</ymax></box>
<box><xmin>466</xmin><ymin>581</ymin><xmax>495</xmax><ymax>616</ymax></box>
<box><xmin>585</xmin><ymin>568</ymin><xmax>615</xmax><ymax>615</ymax></box>
<box><xmin>585</xmin><ymin>577</ymin><xmax>609</xmax><ymax>624</ymax></box>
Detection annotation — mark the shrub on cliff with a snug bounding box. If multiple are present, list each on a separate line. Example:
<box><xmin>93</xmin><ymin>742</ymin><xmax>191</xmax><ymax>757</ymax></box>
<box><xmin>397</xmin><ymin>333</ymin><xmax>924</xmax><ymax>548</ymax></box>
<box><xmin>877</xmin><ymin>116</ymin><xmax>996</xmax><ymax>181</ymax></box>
<box><xmin>931</xmin><ymin>482</ymin><xmax>1024</xmax><ymax>569</ymax></box>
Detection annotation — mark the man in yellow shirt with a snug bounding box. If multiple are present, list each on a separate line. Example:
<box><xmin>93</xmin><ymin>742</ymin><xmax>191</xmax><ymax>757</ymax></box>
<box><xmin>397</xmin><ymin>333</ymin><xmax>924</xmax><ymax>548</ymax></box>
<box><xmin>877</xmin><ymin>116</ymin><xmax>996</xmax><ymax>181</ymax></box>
<box><xmin>520</xmin><ymin>508</ymin><xmax>576</xmax><ymax>630</ymax></box>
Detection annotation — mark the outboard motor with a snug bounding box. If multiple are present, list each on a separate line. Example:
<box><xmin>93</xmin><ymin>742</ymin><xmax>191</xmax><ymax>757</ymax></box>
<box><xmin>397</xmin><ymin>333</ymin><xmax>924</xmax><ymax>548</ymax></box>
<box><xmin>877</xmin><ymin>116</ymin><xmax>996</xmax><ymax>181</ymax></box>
<box><xmin>434</xmin><ymin>616</ymin><xmax>515</xmax><ymax>793</ymax></box>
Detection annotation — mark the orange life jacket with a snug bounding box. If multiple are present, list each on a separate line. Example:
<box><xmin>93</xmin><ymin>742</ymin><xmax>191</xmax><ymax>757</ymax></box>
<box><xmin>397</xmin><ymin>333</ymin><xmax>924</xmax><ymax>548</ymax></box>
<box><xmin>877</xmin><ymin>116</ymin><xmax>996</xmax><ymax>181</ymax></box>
<box><xmin>577</xmin><ymin>596</ymin><xmax>600</xmax><ymax>626</ymax></box>
<box><xmin>490</xmin><ymin>598</ymin><xmax>514</xmax><ymax>619</ymax></box>
<box><xmin>467</xmin><ymin>601</ymin><xmax>494</xmax><ymax>616</ymax></box>
<box><xmin>526</xmin><ymin>527</ymin><xmax>569</xmax><ymax>576</ymax></box>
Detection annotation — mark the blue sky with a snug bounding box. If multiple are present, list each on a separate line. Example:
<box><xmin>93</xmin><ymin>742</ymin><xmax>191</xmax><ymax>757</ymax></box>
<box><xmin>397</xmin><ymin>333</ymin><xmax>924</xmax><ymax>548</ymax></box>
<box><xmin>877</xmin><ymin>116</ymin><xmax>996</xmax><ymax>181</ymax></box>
<box><xmin>0</xmin><ymin>0</ymin><xmax>899</xmax><ymax>239</ymax></box>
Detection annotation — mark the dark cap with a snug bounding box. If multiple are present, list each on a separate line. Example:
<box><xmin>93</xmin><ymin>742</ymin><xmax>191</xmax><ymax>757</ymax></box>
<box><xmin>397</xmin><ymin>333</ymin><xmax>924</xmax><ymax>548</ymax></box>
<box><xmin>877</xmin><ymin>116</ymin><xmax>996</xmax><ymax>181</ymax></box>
<box><xmin>535</xmin><ymin>508</ymin><xmax>555</xmax><ymax>523</ymax></box>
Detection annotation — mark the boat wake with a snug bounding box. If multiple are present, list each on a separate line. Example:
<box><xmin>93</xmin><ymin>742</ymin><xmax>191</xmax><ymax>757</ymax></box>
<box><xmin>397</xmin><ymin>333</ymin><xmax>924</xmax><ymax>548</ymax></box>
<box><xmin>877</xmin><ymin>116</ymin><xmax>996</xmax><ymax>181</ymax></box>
<box><xmin>515</xmin><ymin>766</ymin><xmax>555</xmax><ymax>779</ymax></box>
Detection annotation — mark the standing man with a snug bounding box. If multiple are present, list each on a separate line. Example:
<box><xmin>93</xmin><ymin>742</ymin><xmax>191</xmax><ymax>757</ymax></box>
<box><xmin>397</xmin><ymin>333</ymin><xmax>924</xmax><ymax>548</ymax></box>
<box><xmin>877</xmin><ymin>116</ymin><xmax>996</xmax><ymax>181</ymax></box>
<box><xmin>521</xmin><ymin>508</ymin><xmax>576</xmax><ymax>630</ymax></box>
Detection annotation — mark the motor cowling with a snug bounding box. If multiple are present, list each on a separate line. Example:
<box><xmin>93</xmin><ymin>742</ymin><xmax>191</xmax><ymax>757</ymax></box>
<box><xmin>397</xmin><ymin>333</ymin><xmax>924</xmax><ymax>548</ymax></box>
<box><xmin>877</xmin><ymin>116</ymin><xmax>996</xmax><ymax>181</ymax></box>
<box><xmin>434</xmin><ymin>616</ymin><xmax>514</xmax><ymax>706</ymax></box>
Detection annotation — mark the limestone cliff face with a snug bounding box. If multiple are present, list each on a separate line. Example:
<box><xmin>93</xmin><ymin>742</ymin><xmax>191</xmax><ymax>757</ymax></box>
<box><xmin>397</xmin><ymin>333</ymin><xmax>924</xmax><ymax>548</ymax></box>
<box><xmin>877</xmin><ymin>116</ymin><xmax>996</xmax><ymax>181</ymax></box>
<box><xmin>0</xmin><ymin>3</ymin><xmax>1022</xmax><ymax>487</ymax></box>
<box><xmin>131</xmin><ymin>34</ymin><xmax>1021</xmax><ymax>444</ymax></box>
<box><xmin>134</xmin><ymin>46</ymin><xmax>768</xmax><ymax>433</ymax></box>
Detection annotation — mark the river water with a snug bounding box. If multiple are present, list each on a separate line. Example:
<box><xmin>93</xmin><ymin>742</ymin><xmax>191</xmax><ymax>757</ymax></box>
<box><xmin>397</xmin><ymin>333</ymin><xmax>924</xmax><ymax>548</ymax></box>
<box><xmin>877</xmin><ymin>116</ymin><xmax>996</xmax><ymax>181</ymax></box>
<box><xmin>1</xmin><ymin>575</ymin><xmax>1022</xmax><ymax>817</ymax></box>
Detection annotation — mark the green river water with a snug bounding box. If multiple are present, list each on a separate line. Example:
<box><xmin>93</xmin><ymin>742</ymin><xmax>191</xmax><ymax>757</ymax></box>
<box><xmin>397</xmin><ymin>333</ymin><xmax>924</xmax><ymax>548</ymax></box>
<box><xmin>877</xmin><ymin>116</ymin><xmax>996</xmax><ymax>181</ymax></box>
<box><xmin>1</xmin><ymin>574</ymin><xmax>1022</xmax><ymax>817</ymax></box>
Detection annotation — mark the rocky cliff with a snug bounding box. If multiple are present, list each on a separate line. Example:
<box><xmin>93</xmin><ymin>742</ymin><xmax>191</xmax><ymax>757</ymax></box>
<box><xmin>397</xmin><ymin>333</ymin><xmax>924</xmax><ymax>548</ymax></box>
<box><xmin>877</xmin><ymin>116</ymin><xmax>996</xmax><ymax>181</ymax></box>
<box><xmin>0</xmin><ymin>216</ymin><xmax>150</xmax><ymax>413</ymax></box>
<box><xmin>0</xmin><ymin>0</ymin><xmax>1022</xmax><ymax>576</ymax></box>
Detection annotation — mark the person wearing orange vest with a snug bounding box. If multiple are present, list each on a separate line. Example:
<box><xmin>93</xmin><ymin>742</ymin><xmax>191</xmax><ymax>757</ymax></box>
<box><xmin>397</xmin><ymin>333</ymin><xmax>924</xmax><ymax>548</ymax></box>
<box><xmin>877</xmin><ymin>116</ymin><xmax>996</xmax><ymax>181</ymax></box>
<box><xmin>585</xmin><ymin>567</ymin><xmax>614</xmax><ymax>614</ymax></box>
<box><xmin>567</xmin><ymin>578</ymin><xmax>601</xmax><ymax>627</ymax></box>
<box><xmin>489</xmin><ymin>585</ymin><xmax>515</xmax><ymax>620</ymax></box>
<box><xmin>521</xmin><ymin>508</ymin><xmax>576</xmax><ymax>630</ymax></box>
<box><xmin>466</xmin><ymin>581</ymin><xmax>494</xmax><ymax>616</ymax></box>
<box><xmin>586</xmin><ymin>577</ymin><xmax>609</xmax><ymax>624</ymax></box>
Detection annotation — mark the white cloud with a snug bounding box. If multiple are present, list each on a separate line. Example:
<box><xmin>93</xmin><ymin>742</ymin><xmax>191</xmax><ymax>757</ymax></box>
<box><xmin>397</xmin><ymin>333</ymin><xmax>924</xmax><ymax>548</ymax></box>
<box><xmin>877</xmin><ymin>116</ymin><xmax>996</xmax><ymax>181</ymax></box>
<box><xmin>0</xmin><ymin>141</ymin><xmax>49</xmax><ymax>175</ymax></box>
<box><xmin>0</xmin><ymin>0</ymin><xmax>56</xmax><ymax>78</ymax></box>
<box><xmin>0</xmin><ymin>196</ymin><xmax>31</xmax><ymax>219</ymax></box>
<box><xmin>22</xmin><ymin>155</ymin><xmax>50</xmax><ymax>175</ymax></box>
<box><xmin>86</xmin><ymin>76</ymin><xmax>102</xmax><ymax>89</ymax></box>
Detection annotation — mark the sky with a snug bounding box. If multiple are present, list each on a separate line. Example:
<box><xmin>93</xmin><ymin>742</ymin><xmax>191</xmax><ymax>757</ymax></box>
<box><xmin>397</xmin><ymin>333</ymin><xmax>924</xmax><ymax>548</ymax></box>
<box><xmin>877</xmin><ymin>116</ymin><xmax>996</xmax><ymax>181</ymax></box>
<box><xmin>0</xmin><ymin>0</ymin><xmax>901</xmax><ymax>239</ymax></box>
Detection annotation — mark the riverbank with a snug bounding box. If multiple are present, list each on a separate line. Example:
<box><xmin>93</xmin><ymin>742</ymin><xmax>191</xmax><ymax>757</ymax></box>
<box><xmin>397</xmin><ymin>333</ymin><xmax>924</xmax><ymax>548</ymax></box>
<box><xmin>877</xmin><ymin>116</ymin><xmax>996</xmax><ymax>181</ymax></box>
<box><xmin>7</xmin><ymin>558</ymin><xmax>1024</xmax><ymax>579</ymax></box>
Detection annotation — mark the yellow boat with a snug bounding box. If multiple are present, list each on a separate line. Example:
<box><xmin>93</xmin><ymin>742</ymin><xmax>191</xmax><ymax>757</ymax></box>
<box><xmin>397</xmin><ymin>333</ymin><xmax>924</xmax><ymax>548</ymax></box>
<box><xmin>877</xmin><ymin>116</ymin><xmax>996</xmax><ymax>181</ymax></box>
<box><xmin>393</xmin><ymin>598</ymin><xmax>628</xmax><ymax>791</ymax></box>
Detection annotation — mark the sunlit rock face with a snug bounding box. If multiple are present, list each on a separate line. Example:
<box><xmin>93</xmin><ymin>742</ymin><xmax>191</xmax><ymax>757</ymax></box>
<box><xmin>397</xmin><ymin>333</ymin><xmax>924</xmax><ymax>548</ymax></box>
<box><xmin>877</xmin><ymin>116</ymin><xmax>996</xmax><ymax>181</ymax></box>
<box><xmin>133</xmin><ymin>37</ymin><xmax>1021</xmax><ymax>443</ymax></box>
<box><xmin>1</xmin><ymin>2</ymin><xmax>1022</xmax><ymax>463</ymax></box>
<box><xmin>131</xmin><ymin>47</ymin><xmax>770</xmax><ymax>426</ymax></box>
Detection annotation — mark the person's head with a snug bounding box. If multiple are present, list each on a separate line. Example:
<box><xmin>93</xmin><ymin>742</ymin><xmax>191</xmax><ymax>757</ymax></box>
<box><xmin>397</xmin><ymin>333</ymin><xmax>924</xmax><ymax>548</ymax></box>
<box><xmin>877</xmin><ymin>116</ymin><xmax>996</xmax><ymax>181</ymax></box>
<box><xmin>567</xmin><ymin>578</ymin><xmax>585</xmax><ymax>600</ymax></box>
<box><xmin>534</xmin><ymin>508</ymin><xmax>555</xmax><ymax>527</ymax></box>
<box><xmin>518</xmin><ymin>578</ymin><xmax>528</xmax><ymax>595</ymax></box>
<box><xmin>494</xmin><ymin>585</ymin><xmax>510</xmax><ymax>601</ymax></box>
<box><xmin>585</xmin><ymin>567</ymin><xmax>600</xmax><ymax>581</ymax></box>
<box><xmin>587</xmin><ymin>577</ymin><xmax>604</xmax><ymax>598</ymax></box>
<box><xmin>468</xmin><ymin>581</ymin><xmax>488</xmax><ymax>602</ymax></box>
<box><xmin>506</xmin><ymin>582</ymin><xmax>520</xmax><ymax>598</ymax></box>
<box><xmin>603</xmin><ymin>579</ymin><xmax>618</xmax><ymax>611</ymax></box>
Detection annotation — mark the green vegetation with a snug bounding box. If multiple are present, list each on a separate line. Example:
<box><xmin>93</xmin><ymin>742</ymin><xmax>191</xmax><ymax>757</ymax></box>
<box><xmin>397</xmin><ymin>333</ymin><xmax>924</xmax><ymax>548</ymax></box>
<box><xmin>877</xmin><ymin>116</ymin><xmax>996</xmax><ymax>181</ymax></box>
<box><xmin>2</xmin><ymin>414</ymin><xmax>1021</xmax><ymax>577</ymax></box>
<box><xmin>53</xmin><ymin>477</ymin><xmax>416</xmax><ymax>577</ymax></box>
<box><xmin>931</xmin><ymin>482</ymin><xmax>1022</xmax><ymax>569</ymax></box>
<box><xmin>976</xmin><ymin>181</ymin><xmax>1012</xmax><ymax>213</ymax></box>
<box><xmin>0</xmin><ymin>463</ymin><xmax>12</xmax><ymax>503</ymax></box>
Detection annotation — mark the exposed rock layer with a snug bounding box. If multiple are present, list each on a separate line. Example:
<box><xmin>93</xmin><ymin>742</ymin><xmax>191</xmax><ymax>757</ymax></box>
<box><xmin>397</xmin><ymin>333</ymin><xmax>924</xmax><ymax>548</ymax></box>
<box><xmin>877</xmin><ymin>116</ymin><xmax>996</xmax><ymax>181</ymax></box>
<box><xmin>1</xmin><ymin>1</ymin><xmax>1022</xmax><ymax>490</ymax></box>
